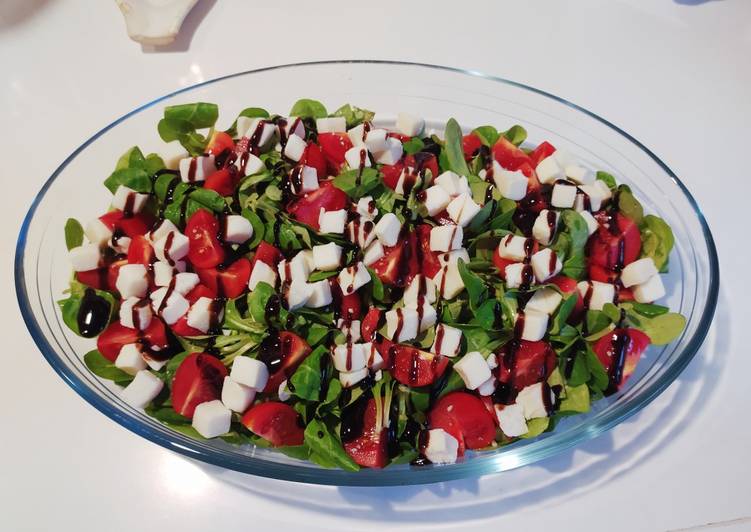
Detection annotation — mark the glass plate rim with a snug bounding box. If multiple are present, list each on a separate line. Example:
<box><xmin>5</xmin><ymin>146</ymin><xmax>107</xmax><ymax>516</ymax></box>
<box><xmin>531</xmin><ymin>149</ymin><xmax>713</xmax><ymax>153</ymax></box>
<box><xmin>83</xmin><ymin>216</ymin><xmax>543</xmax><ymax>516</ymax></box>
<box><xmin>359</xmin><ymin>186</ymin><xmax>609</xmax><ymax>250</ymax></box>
<box><xmin>14</xmin><ymin>60</ymin><xmax>720</xmax><ymax>486</ymax></box>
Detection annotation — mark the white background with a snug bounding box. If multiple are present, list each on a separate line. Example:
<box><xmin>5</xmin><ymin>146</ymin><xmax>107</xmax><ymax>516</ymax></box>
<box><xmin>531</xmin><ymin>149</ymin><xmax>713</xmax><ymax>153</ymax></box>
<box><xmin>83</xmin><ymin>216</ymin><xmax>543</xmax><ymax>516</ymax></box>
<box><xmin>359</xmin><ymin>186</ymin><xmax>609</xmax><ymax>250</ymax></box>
<box><xmin>1</xmin><ymin>1</ymin><xmax>749</xmax><ymax>530</ymax></box>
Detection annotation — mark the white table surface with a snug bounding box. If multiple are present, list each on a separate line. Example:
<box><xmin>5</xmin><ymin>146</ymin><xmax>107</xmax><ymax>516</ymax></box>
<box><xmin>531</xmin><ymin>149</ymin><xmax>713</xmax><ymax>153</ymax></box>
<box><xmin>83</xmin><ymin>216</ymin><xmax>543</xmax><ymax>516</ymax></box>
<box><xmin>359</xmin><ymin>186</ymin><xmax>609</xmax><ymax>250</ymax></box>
<box><xmin>2</xmin><ymin>1</ymin><xmax>749</xmax><ymax>530</ymax></box>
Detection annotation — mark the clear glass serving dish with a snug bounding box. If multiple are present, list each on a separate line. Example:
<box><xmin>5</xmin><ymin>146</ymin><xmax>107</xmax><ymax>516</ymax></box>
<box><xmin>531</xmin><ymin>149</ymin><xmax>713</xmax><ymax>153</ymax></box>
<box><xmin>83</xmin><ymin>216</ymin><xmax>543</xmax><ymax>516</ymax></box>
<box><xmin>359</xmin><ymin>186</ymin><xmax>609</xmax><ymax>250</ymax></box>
<box><xmin>15</xmin><ymin>61</ymin><xmax>719</xmax><ymax>486</ymax></box>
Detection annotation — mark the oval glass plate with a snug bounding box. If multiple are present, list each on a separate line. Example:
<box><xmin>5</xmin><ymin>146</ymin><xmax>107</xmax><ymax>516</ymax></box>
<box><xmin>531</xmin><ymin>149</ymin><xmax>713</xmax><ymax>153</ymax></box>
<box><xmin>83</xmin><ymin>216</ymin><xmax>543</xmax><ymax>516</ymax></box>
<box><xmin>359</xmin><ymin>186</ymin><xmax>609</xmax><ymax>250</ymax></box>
<box><xmin>15</xmin><ymin>61</ymin><xmax>718</xmax><ymax>486</ymax></box>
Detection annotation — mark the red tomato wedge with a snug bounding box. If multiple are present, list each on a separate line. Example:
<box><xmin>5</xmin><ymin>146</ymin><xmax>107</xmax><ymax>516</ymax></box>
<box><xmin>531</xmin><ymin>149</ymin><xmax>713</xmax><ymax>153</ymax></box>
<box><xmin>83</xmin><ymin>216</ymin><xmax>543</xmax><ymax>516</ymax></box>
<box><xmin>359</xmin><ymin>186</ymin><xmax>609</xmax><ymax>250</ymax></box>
<box><xmin>361</xmin><ymin>308</ymin><xmax>383</xmax><ymax>342</ymax></box>
<box><xmin>529</xmin><ymin>141</ymin><xmax>556</xmax><ymax>167</ymax></box>
<box><xmin>286</xmin><ymin>181</ymin><xmax>348</xmax><ymax>230</ymax></box>
<box><xmin>492</xmin><ymin>137</ymin><xmax>534</xmax><ymax>175</ymax></box>
<box><xmin>380</xmin><ymin>162</ymin><xmax>404</xmax><ymax>190</ymax></box>
<box><xmin>496</xmin><ymin>340</ymin><xmax>557</xmax><ymax>391</ymax></box>
<box><xmin>258</xmin><ymin>331</ymin><xmax>312</xmax><ymax>393</ymax></box>
<box><xmin>389</xmin><ymin>345</ymin><xmax>449</xmax><ymax>387</ymax></box>
<box><xmin>196</xmin><ymin>257</ymin><xmax>251</xmax><ymax>299</ymax></box>
<box><xmin>428</xmin><ymin>392</ymin><xmax>497</xmax><ymax>455</ymax></box>
<box><xmin>250</xmin><ymin>241</ymin><xmax>283</xmax><ymax>271</ymax></box>
<box><xmin>242</xmin><ymin>402</ymin><xmax>304</xmax><ymax>447</ymax></box>
<box><xmin>204</xmin><ymin>168</ymin><xmax>240</xmax><ymax>196</ymax></box>
<box><xmin>301</xmin><ymin>142</ymin><xmax>327</xmax><ymax>179</ymax></box>
<box><xmin>372</xmin><ymin>230</ymin><xmax>419</xmax><ymax>287</ymax></box>
<box><xmin>593</xmin><ymin>328</ymin><xmax>650</xmax><ymax>390</ymax></box>
<box><xmin>171</xmin><ymin>353</ymin><xmax>228</xmax><ymax>419</ymax></box>
<box><xmin>186</xmin><ymin>209</ymin><xmax>226</xmax><ymax>269</ymax></box>
<box><xmin>76</xmin><ymin>258</ymin><xmax>126</xmax><ymax>292</ymax></box>
<box><xmin>97</xmin><ymin>319</ymin><xmax>170</xmax><ymax>362</ymax></box>
<box><xmin>416</xmin><ymin>225</ymin><xmax>443</xmax><ymax>279</ymax></box>
<box><xmin>127</xmin><ymin>235</ymin><xmax>154</xmax><ymax>265</ymax></box>
<box><xmin>343</xmin><ymin>398</ymin><xmax>388</xmax><ymax>468</ymax></box>
<box><xmin>339</xmin><ymin>290</ymin><xmax>362</xmax><ymax>321</ymax></box>
<box><xmin>462</xmin><ymin>133</ymin><xmax>483</xmax><ymax>160</ymax></box>
<box><xmin>587</xmin><ymin>212</ymin><xmax>641</xmax><ymax>272</ymax></box>
<box><xmin>206</xmin><ymin>131</ymin><xmax>235</xmax><ymax>156</ymax></box>
<box><xmin>99</xmin><ymin>211</ymin><xmax>153</xmax><ymax>237</ymax></box>
<box><xmin>317</xmin><ymin>132</ymin><xmax>353</xmax><ymax>173</ymax></box>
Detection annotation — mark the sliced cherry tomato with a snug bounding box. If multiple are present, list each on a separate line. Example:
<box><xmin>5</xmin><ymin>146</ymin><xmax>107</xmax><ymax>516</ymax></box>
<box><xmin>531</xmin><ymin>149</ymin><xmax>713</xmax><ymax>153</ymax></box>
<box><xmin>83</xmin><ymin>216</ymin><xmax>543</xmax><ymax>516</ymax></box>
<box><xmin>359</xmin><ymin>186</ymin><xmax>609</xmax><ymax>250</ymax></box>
<box><xmin>343</xmin><ymin>398</ymin><xmax>388</xmax><ymax>468</ymax></box>
<box><xmin>301</xmin><ymin>142</ymin><xmax>327</xmax><ymax>179</ymax></box>
<box><xmin>259</xmin><ymin>331</ymin><xmax>312</xmax><ymax>393</ymax></box>
<box><xmin>204</xmin><ymin>168</ymin><xmax>240</xmax><ymax>197</ymax></box>
<box><xmin>380</xmin><ymin>161</ymin><xmax>404</xmax><ymax>190</ymax></box>
<box><xmin>428</xmin><ymin>392</ymin><xmax>497</xmax><ymax>455</ymax></box>
<box><xmin>317</xmin><ymin>132</ymin><xmax>353</xmax><ymax>174</ymax></box>
<box><xmin>339</xmin><ymin>290</ymin><xmax>362</xmax><ymax>321</ymax></box>
<box><xmin>496</xmin><ymin>340</ymin><xmax>557</xmax><ymax>391</ymax></box>
<box><xmin>361</xmin><ymin>308</ymin><xmax>383</xmax><ymax>342</ymax></box>
<box><xmin>196</xmin><ymin>257</ymin><xmax>251</xmax><ymax>299</ymax></box>
<box><xmin>186</xmin><ymin>209</ymin><xmax>226</xmax><ymax>269</ymax></box>
<box><xmin>548</xmin><ymin>274</ymin><xmax>578</xmax><ymax>294</ymax></box>
<box><xmin>462</xmin><ymin>133</ymin><xmax>483</xmax><ymax>160</ymax></box>
<box><xmin>127</xmin><ymin>235</ymin><xmax>154</xmax><ymax>265</ymax></box>
<box><xmin>372</xmin><ymin>230</ymin><xmax>419</xmax><ymax>287</ymax></box>
<box><xmin>242</xmin><ymin>402</ymin><xmax>304</xmax><ymax>447</ymax></box>
<box><xmin>286</xmin><ymin>181</ymin><xmax>348</xmax><ymax>230</ymax></box>
<box><xmin>250</xmin><ymin>241</ymin><xmax>283</xmax><ymax>271</ymax></box>
<box><xmin>416</xmin><ymin>224</ymin><xmax>443</xmax><ymax>279</ymax></box>
<box><xmin>99</xmin><ymin>211</ymin><xmax>153</xmax><ymax>237</ymax></box>
<box><xmin>206</xmin><ymin>131</ymin><xmax>235</xmax><ymax>156</ymax></box>
<box><xmin>492</xmin><ymin>136</ymin><xmax>534</xmax><ymax>174</ymax></box>
<box><xmin>171</xmin><ymin>353</ymin><xmax>227</xmax><ymax>419</ymax></box>
<box><xmin>405</xmin><ymin>153</ymin><xmax>439</xmax><ymax>180</ymax></box>
<box><xmin>76</xmin><ymin>259</ymin><xmax>126</xmax><ymax>292</ymax></box>
<box><xmin>97</xmin><ymin>318</ymin><xmax>169</xmax><ymax>362</ymax></box>
<box><xmin>389</xmin><ymin>345</ymin><xmax>448</xmax><ymax>387</ymax></box>
<box><xmin>171</xmin><ymin>318</ymin><xmax>205</xmax><ymax>337</ymax></box>
<box><xmin>185</xmin><ymin>283</ymin><xmax>218</xmax><ymax>304</ymax></box>
<box><xmin>587</xmin><ymin>212</ymin><xmax>641</xmax><ymax>271</ymax></box>
<box><xmin>593</xmin><ymin>328</ymin><xmax>650</xmax><ymax>390</ymax></box>
<box><xmin>529</xmin><ymin>141</ymin><xmax>556</xmax><ymax>167</ymax></box>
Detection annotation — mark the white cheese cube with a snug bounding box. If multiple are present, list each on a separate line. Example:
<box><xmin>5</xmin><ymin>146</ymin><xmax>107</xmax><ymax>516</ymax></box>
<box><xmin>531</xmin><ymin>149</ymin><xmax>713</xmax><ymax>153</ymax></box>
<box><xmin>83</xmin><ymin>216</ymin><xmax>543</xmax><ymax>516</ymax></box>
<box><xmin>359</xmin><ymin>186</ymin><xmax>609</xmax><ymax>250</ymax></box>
<box><xmin>345</xmin><ymin>146</ymin><xmax>371</xmax><ymax>169</ymax></box>
<box><xmin>532</xmin><ymin>209</ymin><xmax>559</xmax><ymax>246</ymax></box>
<box><xmin>285</xmin><ymin>280</ymin><xmax>314</xmax><ymax>310</ymax></box>
<box><xmin>318</xmin><ymin>208</ymin><xmax>347</xmax><ymax>234</ymax></box>
<box><xmin>236</xmin><ymin>117</ymin><xmax>275</xmax><ymax>147</ymax></box>
<box><xmin>516</xmin><ymin>310</ymin><xmax>549</xmax><ymax>341</ymax></box>
<box><xmin>69</xmin><ymin>244</ymin><xmax>101</xmax><ymax>272</ymax></box>
<box><xmin>579</xmin><ymin>210</ymin><xmax>599</xmax><ymax>236</ymax></box>
<box><xmin>235</xmin><ymin>152</ymin><xmax>265</xmax><ymax>176</ymax></box>
<box><xmin>315</xmin><ymin>116</ymin><xmax>346</xmax><ymax>133</ymax></box>
<box><xmin>385</xmin><ymin>307</ymin><xmax>419</xmax><ymax>342</ymax></box>
<box><xmin>505</xmin><ymin>263</ymin><xmax>533</xmax><ymax>289</ymax></box>
<box><xmin>403</xmin><ymin>274</ymin><xmax>437</xmax><ymax>307</ymax></box>
<box><xmin>535</xmin><ymin>154</ymin><xmax>565</xmax><ymax>184</ymax></box>
<box><xmin>187</xmin><ymin>296</ymin><xmax>223</xmax><ymax>333</ymax></box>
<box><xmin>363</xmin><ymin>240</ymin><xmax>385</xmax><ymax>266</ymax></box>
<box><xmin>283</xmin><ymin>134</ymin><xmax>307</xmax><ymax>162</ymax></box>
<box><xmin>395</xmin><ymin>112</ymin><xmax>425</xmax><ymax>137</ymax></box>
<box><xmin>577</xmin><ymin>280</ymin><xmax>616</xmax><ymax>311</ymax></box>
<box><xmin>116</xmin><ymin>264</ymin><xmax>148</xmax><ymax>298</ymax></box>
<box><xmin>112</xmin><ymin>185</ymin><xmax>149</xmax><ymax>214</ymax></box>
<box><xmin>306</xmin><ymin>280</ymin><xmax>333</xmax><ymax>307</ymax></box>
<box><xmin>498</xmin><ymin>234</ymin><xmax>533</xmax><ymax>262</ymax></box>
<box><xmin>356</xmin><ymin>196</ymin><xmax>378</xmax><ymax>219</ymax></box>
<box><xmin>564</xmin><ymin>164</ymin><xmax>594</xmax><ymax>185</ymax></box>
<box><xmin>432</xmin><ymin>263</ymin><xmax>465</xmax><ymax>299</ymax></box>
<box><xmin>430</xmin><ymin>324</ymin><xmax>463</xmax><ymax>357</ymax></box>
<box><xmin>438</xmin><ymin>248</ymin><xmax>470</xmax><ymax>266</ymax></box>
<box><xmin>594</xmin><ymin>179</ymin><xmax>613</xmax><ymax>201</ymax></box>
<box><xmin>119</xmin><ymin>297</ymin><xmax>153</xmax><ymax>330</ymax></box>
<box><xmin>278</xmin><ymin>380</ymin><xmax>292</xmax><ymax>402</ymax></box>
<box><xmin>525</xmin><ymin>287</ymin><xmax>563</xmax><ymax>315</ymax></box>
<box><xmin>230</xmin><ymin>356</ymin><xmax>269</xmax><ymax>390</ymax></box>
<box><xmin>422</xmin><ymin>185</ymin><xmax>451</xmax><ymax>216</ymax></box>
<box><xmin>153</xmin><ymin>231</ymin><xmax>189</xmax><ymax>263</ymax></box>
<box><xmin>574</xmin><ymin>185</ymin><xmax>605</xmax><ymax>212</ymax></box>
<box><xmin>110</xmin><ymin>235</ymin><xmax>131</xmax><ymax>255</ymax></box>
<box><xmin>338</xmin><ymin>262</ymin><xmax>371</xmax><ymax>295</ymax></box>
<box><xmin>552</xmin><ymin>149</ymin><xmax>574</xmax><ymax>168</ymax></box>
<box><xmin>121</xmin><ymin>370</ymin><xmax>163</xmax><ymax>409</ymax></box>
<box><xmin>517</xmin><ymin>382</ymin><xmax>553</xmax><ymax>419</ymax></box>
<box><xmin>84</xmin><ymin>218</ymin><xmax>113</xmax><ymax>246</ymax></box>
<box><xmin>422</xmin><ymin>428</ymin><xmax>459</xmax><ymax>464</ymax></box>
<box><xmin>531</xmin><ymin>248</ymin><xmax>562</xmax><ymax>283</ymax></box>
<box><xmin>446</xmin><ymin>193</ymin><xmax>481</xmax><ymax>227</ymax></box>
<box><xmin>115</xmin><ymin>343</ymin><xmax>147</xmax><ymax>375</ymax></box>
<box><xmin>621</xmin><ymin>257</ymin><xmax>659</xmax><ymax>288</ymax></box>
<box><xmin>149</xmin><ymin>219</ymin><xmax>179</xmax><ymax>243</ymax></box>
<box><xmin>153</xmin><ymin>261</ymin><xmax>185</xmax><ymax>287</ymax></box>
<box><xmin>493</xmin><ymin>163</ymin><xmax>529</xmax><ymax>201</ymax></box>
<box><xmin>298</xmin><ymin>249</ymin><xmax>315</xmax><ymax>271</ymax></box>
<box><xmin>224</xmin><ymin>215</ymin><xmax>253</xmax><ymax>244</ymax></box>
<box><xmin>339</xmin><ymin>368</ymin><xmax>369</xmax><ymax>388</ymax></box>
<box><xmin>150</xmin><ymin>288</ymin><xmax>189</xmax><ymax>325</ymax></box>
<box><xmin>248</xmin><ymin>261</ymin><xmax>277</xmax><ymax>290</ymax></box>
<box><xmin>486</xmin><ymin>353</ymin><xmax>498</xmax><ymax>369</ymax></box>
<box><xmin>365</xmin><ymin>343</ymin><xmax>384</xmax><ymax>371</ymax></box>
<box><xmin>221</xmin><ymin>376</ymin><xmax>256</xmax><ymax>413</ymax></box>
<box><xmin>477</xmin><ymin>377</ymin><xmax>497</xmax><ymax>397</ymax></box>
<box><xmin>172</xmin><ymin>272</ymin><xmax>199</xmax><ymax>295</ymax></box>
<box><xmin>633</xmin><ymin>273</ymin><xmax>666</xmax><ymax>303</ymax></box>
<box><xmin>332</xmin><ymin>344</ymin><xmax>367</xmax><ymax>372</ymax></box>
<box><xmin>373</xmin><ymin>137</ymin><xmax>403</xmax><ymax>165</ymax></box>
<box><xmin>374</xmin><ymin>213</ymin><xmax>402</xmax><ymax>247</ymax></box>
<box><xmin>347</xmin><ymin>123</ymin><xmax>370</xmax><ymax>146</ymax></box>
<box><xmin>364</xmin><ymin>129</ymin><xmax>388</xmax><ymax>153</ymax></box>
<box><xmin>338</xmin><ymin>319</ymin><xmax>362</xmax><ymax>343</ymax></box>
<box><xmin>347</xmin><ymin>219</ymin><xmax>377</xmax><ymax>248</ymax></box>
<box><xmin>283</xmin><ymin>116</ymin><xmax>305</xmax><ymax>139</ymax></box>
<box><xmin>429</xmin><ymin>224</ymin><xmax>463</xmax><ymax>253</ymax></box>
<box><xmin>417</xmin><ymin>303</ymin><xmax>437</xmax><ymax>332</ymax></box>
<box><xmin>192</xmin><ymin>400</ymin><xmax>232</xmax><ymax>438</ymax></box>
<box><xmin>551</xmin><ymin>183</ymin><xmax>577</xmax><ymax>209</ymax></box>
<box><xmin>179</xmin><ymin>155</ymin><xmax>215</xmax><ymax>183</ymax></box>
<box><xmin>278</xmin><ymin>252</ymin><xmax>311</xmax><ymax>283</ymax></box>
<box><xmin>290</xmin><ymin>165</ymin><xmax>318</xmax><ymax>194</ymax></box>
<box><xmin>454</xmin><ymin>351</ymin><xmax>493</xmax><ymax>390</ymax></box>
<box><xmin>435</xmin><ymin>171</ymin><xmax>470</xmax><ymax>197</ymax></box>
<box><xmin>312</xmin><ymin>242</ymin><xmax>343</xmax><ymax>271</ymax></box>
<box><xmin>494</xmin><ymin>403</ymin><xmax>529</xmax><ymax>437</ymax></box>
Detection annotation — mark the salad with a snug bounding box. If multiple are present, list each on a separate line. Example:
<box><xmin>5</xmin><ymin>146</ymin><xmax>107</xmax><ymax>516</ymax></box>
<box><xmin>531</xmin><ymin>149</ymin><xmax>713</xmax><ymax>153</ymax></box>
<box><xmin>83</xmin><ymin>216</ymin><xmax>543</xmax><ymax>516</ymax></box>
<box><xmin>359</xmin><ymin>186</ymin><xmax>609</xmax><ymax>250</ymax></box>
<box><xmin>60</xmin><ymin>99</ymin><xmax>685</xmax><ymax>470</ymax></box>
